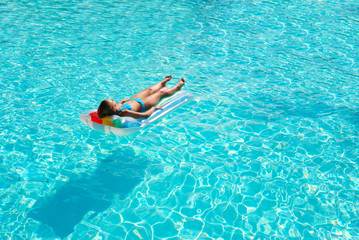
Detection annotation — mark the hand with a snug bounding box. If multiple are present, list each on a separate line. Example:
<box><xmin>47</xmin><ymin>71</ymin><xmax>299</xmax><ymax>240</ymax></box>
<box><xmin>155</xmin><ymin>105</ymin><xmax>164</xmax><ymax>110</ymax></box>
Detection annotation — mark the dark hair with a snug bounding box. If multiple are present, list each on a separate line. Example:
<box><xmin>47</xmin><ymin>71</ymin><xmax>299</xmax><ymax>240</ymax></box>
<box><xmin>98</xmin><ymin>100</ymin><xmax>115</xmax><ymax>118</ymax></box>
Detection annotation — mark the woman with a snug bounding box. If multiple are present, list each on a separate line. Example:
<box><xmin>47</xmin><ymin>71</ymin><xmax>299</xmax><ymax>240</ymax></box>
<box><xmin>97</xmin><ymin>76</ymin><xmax>185</xmax><ymax>119</ymax></box>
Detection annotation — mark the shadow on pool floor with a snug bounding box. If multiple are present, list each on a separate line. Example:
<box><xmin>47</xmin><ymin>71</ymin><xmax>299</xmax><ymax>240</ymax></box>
<box><xmin>28</xmin><ymin>146</ymin><xmax>149</xmax><ymax>238</ymax></box>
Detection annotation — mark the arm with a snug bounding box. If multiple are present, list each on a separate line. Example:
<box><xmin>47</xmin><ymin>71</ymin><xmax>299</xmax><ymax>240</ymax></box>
<box><xmin>119</xmin><ymin>106</ymin><xmax>161</xmax><ymax>119</ymax></box>
<box><xmin>119</xmin><ymin>99</ymin><xmax>129</xmax><ymax>104</ymax></box>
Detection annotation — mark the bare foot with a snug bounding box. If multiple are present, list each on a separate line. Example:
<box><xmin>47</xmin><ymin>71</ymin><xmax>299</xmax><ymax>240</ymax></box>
<box><xmin>177</xmin><ymin>78</ymin><xmax>185</xmax><ymax>90</ymax></box>
<box><xmin>161</xmin><ymin>75</ymin><xmax>172</xmax><ymax>86</ymax></box>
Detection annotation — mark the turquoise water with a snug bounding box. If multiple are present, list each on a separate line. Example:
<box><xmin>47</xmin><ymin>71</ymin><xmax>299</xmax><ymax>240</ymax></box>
<box><xmin>1</xmin><ymin>0</ymin><xmax>359</xmax><ymax>239</ymax></box>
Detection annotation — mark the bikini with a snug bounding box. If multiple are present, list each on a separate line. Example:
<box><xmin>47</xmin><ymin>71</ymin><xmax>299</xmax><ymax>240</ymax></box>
<box><xmin>115</xmin><ymin>98</ymin><xmax>146</xmax><ymax>114</ymax></box>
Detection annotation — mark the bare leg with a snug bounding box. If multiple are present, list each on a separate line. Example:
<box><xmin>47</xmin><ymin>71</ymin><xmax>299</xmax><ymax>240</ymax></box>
<box><xmin>130</xmin><ymin>75</ymin><xmax>172</xmax><ymax>99</ymax></box>
<box><xmin>143</xmin><ymin>78</ymin><xmax>185</xmax><ymax>108</ymax></box>
<box><xmin>161</xmin><ymin>78</ymin><xmax>185</xmax><ymax>96</ymax></box>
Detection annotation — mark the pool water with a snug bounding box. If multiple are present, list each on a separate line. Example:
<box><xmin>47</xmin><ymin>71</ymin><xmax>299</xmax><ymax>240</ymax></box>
<box><xmin>1</xmin><ymin>0</ymin><xmax>359</xmax><ymax>239</ymax></box>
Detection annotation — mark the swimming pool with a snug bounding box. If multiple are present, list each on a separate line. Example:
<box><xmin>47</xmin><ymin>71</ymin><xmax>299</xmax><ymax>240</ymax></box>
<box><xmin>1</xmin><ymin>0</ymin><xmax>358</xmax><ymax>239</ymax></box>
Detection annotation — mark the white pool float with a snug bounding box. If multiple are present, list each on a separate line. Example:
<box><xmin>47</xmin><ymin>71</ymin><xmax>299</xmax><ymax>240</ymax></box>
<box><xmin>79</xmin><ymin>90</ymin><xmax>194</xmax><ymax>136</ymax></box>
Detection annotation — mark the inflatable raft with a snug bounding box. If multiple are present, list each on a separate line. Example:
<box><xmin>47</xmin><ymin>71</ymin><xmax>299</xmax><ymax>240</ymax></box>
<box><xmin>79</xmin><ymin>91</ymin><xmax>193</xmax><ymax>136</ymax></box>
